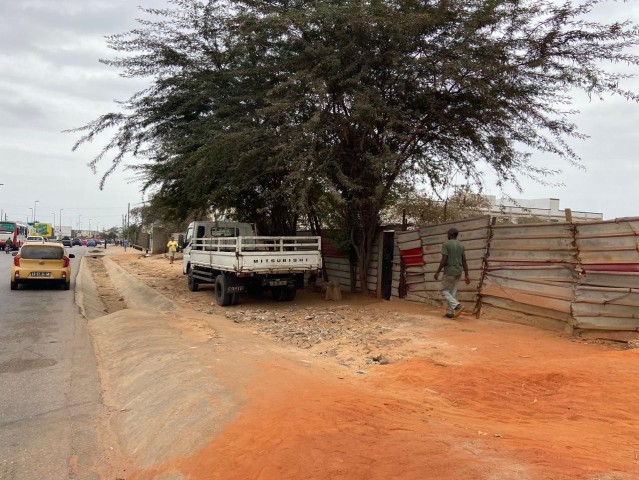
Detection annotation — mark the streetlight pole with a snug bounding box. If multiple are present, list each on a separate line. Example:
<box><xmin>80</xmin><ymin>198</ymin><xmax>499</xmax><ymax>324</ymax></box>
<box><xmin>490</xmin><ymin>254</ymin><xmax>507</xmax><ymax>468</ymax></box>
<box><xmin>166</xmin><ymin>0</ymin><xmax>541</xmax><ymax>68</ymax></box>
<box><xmin>59</xmin><ymin>208</ymin><xmax>63</xmax><ymax>237</ymax></box>
<box><xmin>88</xmin><ymin>219</ymin><xmax>91</xmax><ymax>237</ymax></box>
<box><xmin>33</xmin><ymin>200</ymin><xmax>39</xmax><ymax>223</ymax></box>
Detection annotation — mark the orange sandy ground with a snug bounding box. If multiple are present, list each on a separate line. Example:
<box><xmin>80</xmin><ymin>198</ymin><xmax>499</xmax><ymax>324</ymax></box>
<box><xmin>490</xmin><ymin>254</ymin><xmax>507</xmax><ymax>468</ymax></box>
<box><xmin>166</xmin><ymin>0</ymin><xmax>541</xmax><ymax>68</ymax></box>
<box><xmin>107</xmin><ymin>251</ymin><xmax>639</xmax><ymax>480</ymax></box>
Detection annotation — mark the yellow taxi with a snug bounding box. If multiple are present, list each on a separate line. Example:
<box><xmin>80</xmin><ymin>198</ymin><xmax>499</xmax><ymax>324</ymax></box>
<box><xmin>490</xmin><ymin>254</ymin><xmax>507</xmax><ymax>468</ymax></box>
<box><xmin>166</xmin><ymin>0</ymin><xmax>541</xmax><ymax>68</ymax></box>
<box><xmin>11</xmin><ymin>243</ymin><xmax>75</xmax><ymax>290</ymax></box>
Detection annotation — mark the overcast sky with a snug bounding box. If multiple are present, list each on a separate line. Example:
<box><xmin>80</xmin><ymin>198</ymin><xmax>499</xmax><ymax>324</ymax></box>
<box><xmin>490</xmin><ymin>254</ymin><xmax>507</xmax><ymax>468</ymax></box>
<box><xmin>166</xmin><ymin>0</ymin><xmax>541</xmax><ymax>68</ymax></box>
<box><xmin>1</xmin><ymin>0</ymin><xmax>638</xmax><ymax>231</ymax></box>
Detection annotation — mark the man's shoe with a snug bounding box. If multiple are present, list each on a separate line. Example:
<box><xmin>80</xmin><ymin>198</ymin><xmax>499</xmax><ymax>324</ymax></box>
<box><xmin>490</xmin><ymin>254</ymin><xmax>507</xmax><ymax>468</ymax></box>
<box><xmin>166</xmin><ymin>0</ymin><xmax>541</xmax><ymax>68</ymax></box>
<box><xmin>453</xmin><ymin>304</ymin><xmax>464</xmax><ymax>318</ymax></box>
<box><xmin>444</xmin><ymin>312</ymin><xmax>454</xmax><ymax>318</ymax></box>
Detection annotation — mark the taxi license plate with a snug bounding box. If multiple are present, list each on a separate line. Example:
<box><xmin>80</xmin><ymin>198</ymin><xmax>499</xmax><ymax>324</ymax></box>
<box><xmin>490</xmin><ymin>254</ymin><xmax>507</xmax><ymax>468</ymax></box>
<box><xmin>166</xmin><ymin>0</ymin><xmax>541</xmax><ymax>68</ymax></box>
<box><xmin>31</xmin><ymin>272</ymin><xmax>51</xmax><ymax>277</ymax></box>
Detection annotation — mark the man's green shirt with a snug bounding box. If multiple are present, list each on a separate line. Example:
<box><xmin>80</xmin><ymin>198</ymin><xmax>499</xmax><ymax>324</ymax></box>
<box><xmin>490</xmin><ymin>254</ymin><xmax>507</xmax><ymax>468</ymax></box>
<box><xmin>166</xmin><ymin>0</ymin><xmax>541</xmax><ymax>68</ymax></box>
<box><xmin>441</xmin><ymin>239</ymin><xmax>465</xmax><ymax>276</ymax></box>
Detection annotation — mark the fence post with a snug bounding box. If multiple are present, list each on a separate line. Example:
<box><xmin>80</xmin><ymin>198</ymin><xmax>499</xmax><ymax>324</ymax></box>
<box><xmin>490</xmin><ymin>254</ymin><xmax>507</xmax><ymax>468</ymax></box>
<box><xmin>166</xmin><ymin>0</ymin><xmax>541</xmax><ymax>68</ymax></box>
<box><xmin>565</xmin><ymin>208</ymin><xmax>573</xmax><ymax>222</ymax></box>
<box><xmin>474</xmin><ymin>216</ymin><xmax>496</xmax><ymax>319</ymax></box>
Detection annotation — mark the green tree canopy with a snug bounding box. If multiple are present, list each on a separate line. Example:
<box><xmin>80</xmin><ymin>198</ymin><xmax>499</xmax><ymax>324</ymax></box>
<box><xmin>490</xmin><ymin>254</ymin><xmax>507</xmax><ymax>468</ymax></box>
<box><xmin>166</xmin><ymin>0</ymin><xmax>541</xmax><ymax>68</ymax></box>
<box><xmin>383</xmin><ymin>185</ymin><xmax>492</xmax><ymax>227</ymax></box>
<box><xmin>71</xmin><ymin>0</ymin><xmax>639</xmax><ymax>292</ymax></box>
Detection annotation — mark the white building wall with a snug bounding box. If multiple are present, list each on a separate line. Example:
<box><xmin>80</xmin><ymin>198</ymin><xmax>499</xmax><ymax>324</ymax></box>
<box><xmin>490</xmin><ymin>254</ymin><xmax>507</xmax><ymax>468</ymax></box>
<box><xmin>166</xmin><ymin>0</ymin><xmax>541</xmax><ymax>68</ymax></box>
<box><xmin>485</xmin><ymin>196</ymin><xmax>603</xmax><ymax>223</ymax></box>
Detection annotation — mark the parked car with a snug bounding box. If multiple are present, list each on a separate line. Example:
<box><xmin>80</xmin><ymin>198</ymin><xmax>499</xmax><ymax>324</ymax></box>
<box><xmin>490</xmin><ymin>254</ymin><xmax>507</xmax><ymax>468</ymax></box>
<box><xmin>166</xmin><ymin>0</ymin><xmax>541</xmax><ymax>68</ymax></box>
<box><xmin>87</xmin><ymin>239</ymin><xmax>96</xmax><ymax>247</ymax></box>
<box><xmin>61</xmin><ymin>236</ymin><xmax>72</xmax><ymax>247</ymax></box>
<box><xmin>73</xmin><ymin>238</ymin><xmax>81</xmax><ymax>246</ymax></box>
<box><xmin>11</xmin><ymin>243</ymin><xmax>75</xmax><ymax>290</ymax></box>
<box><xmin>81</xmin><ymin>239</ymin><xmax>88</xmax><ymax>246</ymax></box>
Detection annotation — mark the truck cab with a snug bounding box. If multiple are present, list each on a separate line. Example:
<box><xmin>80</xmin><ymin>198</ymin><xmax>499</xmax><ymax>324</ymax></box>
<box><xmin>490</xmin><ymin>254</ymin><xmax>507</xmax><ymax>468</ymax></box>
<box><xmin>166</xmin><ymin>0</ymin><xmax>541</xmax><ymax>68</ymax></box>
<box><xmin>182</xmin><ymin>221</ymin><xmax>256</xmax><ymax>274</ymax></box>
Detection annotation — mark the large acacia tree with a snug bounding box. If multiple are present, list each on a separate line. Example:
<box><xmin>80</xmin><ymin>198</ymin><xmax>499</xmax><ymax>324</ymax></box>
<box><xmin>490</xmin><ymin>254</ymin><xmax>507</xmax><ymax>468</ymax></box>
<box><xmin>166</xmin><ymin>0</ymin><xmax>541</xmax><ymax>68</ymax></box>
<box><xmin>72</xmin><ymin>0</ymin><xmax>639</xmax><ymax>292</ymax></box>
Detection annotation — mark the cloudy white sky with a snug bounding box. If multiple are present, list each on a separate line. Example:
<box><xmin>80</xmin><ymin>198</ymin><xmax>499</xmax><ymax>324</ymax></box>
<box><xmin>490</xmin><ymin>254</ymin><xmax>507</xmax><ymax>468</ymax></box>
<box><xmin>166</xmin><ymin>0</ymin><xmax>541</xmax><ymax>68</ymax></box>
<box><xmin>0</xmin><ymin>0</ymin><xmax>167</xmax><ymax>232</ymax></box>
<box><xmin>1</xmin><ymin>0</ymin><xmax>638</xmax><ymax>231</ymax></box>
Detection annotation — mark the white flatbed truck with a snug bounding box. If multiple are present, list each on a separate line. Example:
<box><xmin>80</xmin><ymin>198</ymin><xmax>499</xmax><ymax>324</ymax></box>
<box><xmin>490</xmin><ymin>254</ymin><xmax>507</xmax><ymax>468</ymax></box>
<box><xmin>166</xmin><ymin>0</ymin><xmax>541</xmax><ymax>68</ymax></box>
<box><xmin>182</xmin><ymin>221</ymin><xmax>322</xmax><ymax>306</ymax></box>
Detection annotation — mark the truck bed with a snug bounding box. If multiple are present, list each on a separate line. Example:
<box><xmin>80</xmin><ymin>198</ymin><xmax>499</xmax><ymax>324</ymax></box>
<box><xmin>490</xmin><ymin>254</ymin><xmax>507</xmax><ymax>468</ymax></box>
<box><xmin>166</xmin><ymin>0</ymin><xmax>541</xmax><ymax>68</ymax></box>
<box><xmin>189</xmin><ymin>236</ymin><xmax>322</xmax><ymax>274</ymax></box>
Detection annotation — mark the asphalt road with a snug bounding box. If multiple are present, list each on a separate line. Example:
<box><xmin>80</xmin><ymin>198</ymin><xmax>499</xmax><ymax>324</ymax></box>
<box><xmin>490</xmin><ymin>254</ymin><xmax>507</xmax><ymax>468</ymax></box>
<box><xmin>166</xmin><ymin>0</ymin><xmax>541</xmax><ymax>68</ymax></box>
<box><xmin>0</xmin><ymin>246</ymin><xmax>103</xmax><ymax>479</ymax></box>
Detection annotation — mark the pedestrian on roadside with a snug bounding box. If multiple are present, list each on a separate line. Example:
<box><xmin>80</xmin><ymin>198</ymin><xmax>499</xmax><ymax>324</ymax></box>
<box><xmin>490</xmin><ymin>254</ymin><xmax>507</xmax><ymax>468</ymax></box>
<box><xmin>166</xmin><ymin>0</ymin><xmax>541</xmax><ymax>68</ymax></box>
<box><xmin>123</xmin><ymin>239</ymin><xmax>129</xmax><ymax>252</ymax></box>
<box><xmin>434</xmin><ymin>227</ymin><xmax>470</xmax><ymax>318</ymax></box>
<box><xmin>166</xmin><ymin>236</ymin><xmax>179</xmax><ymax>265</ymax></box>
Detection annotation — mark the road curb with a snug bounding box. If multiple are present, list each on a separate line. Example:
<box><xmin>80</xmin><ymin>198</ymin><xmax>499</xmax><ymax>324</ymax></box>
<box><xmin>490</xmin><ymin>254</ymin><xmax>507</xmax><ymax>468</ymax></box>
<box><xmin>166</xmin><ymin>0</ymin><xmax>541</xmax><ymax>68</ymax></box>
<box><xmin>75</xmin><ymin>254</ymin><xmax>234</xmax><ymax>475</ymax></box>
<box><xmin>75</xmin><ymin>256</ymin><xmax>108</xmax><ymax>320</ymax></box>
<box><xmin>102</xmin><ymin>256</ymin><xmax>177</xmax><ymax>312</ymax></box>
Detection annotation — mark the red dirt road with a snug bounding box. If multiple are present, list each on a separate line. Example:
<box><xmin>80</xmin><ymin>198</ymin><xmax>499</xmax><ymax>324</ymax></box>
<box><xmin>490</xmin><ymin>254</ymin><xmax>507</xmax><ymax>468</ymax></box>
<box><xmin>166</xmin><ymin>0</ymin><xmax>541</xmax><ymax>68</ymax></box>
<box><xmin>103</xmin><ymin>252</ymin><xmax>639</xmax><ymax>480</ymax></box>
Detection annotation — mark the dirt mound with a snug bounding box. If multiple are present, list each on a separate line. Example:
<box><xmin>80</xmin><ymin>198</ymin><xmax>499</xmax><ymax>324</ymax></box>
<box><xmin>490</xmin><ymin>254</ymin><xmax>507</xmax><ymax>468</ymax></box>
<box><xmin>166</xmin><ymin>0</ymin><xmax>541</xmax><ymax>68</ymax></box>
<box><xmin>84</xmin><ymin>249</ymin><xmax>639</xmax><ymax>480</ymax></box>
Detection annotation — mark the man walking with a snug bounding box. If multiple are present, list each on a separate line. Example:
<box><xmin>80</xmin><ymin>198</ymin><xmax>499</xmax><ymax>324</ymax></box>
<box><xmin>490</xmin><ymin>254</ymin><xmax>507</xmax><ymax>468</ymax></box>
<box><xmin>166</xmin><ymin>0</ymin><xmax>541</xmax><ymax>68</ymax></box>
<box><xmin>167</xmin><ymin>236</ymin><xmax>179</xmax><ymax>264</ymax></box>
<box><xmin>434</xmin><ymin>228</ymin><xmax>470</xmax><ymax>318</ymax></box>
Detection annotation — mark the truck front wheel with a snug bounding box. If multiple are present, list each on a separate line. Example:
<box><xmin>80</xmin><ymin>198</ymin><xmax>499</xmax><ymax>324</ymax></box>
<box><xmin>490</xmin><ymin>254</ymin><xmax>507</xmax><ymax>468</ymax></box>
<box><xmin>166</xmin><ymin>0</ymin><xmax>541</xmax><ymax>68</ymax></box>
<box><xmin>188</xmin><ymin>271</ymin><xmax>199</xmax><ymax>292</ymax></box>
<box><xmin>215</xmin><ymin>274</ymin><xmax>235</xmax><ymax>306</ymax></box>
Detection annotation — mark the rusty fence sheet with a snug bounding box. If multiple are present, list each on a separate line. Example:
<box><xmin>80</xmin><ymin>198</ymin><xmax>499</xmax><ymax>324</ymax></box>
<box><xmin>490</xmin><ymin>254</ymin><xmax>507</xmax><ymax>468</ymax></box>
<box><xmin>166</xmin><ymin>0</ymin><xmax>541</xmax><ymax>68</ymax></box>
<box><xmin>481</xmin><ymin>222</ymin><xmax>578</xmax><ymax>332</ymax></box>
<box><xmin>572</xmin><ymin>219</ymin><xmax>639</xmax><ymax>339</ymax></box>
<box><xmin>393</xmin><ymin>230</ymin><xmax>423</xmax><ymax>301</ymax></box>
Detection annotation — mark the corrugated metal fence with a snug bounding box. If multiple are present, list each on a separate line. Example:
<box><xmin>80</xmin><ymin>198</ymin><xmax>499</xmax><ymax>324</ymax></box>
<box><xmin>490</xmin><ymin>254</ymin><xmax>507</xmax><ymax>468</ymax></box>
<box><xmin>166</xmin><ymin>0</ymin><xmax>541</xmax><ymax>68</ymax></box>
<box><xmin>391</xmin><ymin>216</ymin><xmax>639</xmax><ymax>341</ymax></box>
<box><xmin>481</xmin><ymin>222</ymin><xmax>578</xmax><ymax>332</ymax></box>
<box><xmin>394</xmin><ymin>217</ymin><xmax>490</xmax><ymax>313</ymax></box>
<box><xmin>322</xmin><ymin>234</ymin><xmax>379</xmax><ymax>294</ymax></box>
<box><xmin>573</xmin><ymin>219</ymin><xmax>639</xmax><ymax>340</ymax></box>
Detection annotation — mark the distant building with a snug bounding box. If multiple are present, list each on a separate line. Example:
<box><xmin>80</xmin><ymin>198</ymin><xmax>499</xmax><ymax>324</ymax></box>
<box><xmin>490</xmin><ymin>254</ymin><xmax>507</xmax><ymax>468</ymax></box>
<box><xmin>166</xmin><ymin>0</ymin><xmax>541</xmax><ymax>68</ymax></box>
<box><xmin>484</xmin><ymin>196</ymin><xmax>603</xmax><ymax>223</ymax></box>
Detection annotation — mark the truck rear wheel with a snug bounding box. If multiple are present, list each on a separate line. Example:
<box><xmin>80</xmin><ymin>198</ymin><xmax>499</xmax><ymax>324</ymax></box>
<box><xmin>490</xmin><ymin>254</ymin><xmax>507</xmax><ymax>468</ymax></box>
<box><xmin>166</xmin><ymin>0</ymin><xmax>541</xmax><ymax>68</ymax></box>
<box><xmin>215</xmin><ymin>274</ymin><xmax>235</xmax><ymax>306</ymax></box>
<box><xmin>272</xmin><ymin>286</ymin><xmax>296</xmax><ymax>302</ymax></box>
<box><xmin>271</xmin><ymin>286</ymin><xmax>286</xmax><ymax>302</ymax></box>
<box><xmin>188</xmin><ymin>271</ymin><xmax>199</xmax><ymax>292</ymax></box>
<box><xmin>285</xmin><ymin>287</ymin><xmax>297</xmax><ymax>301</ymax></box>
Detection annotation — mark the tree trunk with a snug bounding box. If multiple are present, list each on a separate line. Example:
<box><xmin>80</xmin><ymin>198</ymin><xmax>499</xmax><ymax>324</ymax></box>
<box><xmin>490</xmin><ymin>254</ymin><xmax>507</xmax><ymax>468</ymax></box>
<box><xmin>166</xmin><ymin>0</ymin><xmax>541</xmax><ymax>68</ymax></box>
<box><xmin>307</xmin><ymin>208</ymin><xmax>329</xmax><ymax>281</ymax></box>
<box><xmin>350</xmin><ymin>205</ymin><xmax>378</xmax><ymax>296</ymax></box>
<box><xmin>356</xmin><ymin>223</ymin><xmax>377</xmax><ymax>296</ymax></box>
<box><xmin>349</xmin><ymin>254</ymin><xmax>357</xmax><ymax>293</ymax></box>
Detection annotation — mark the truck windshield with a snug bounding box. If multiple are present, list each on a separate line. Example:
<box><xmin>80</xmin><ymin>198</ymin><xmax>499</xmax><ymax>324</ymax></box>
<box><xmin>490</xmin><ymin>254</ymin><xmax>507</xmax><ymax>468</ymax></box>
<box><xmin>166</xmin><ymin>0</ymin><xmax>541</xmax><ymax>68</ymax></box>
<box><xmin>210</xmin><ymin>227</ymin><xmax>238</xmax><ymax>237</ymax></box>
